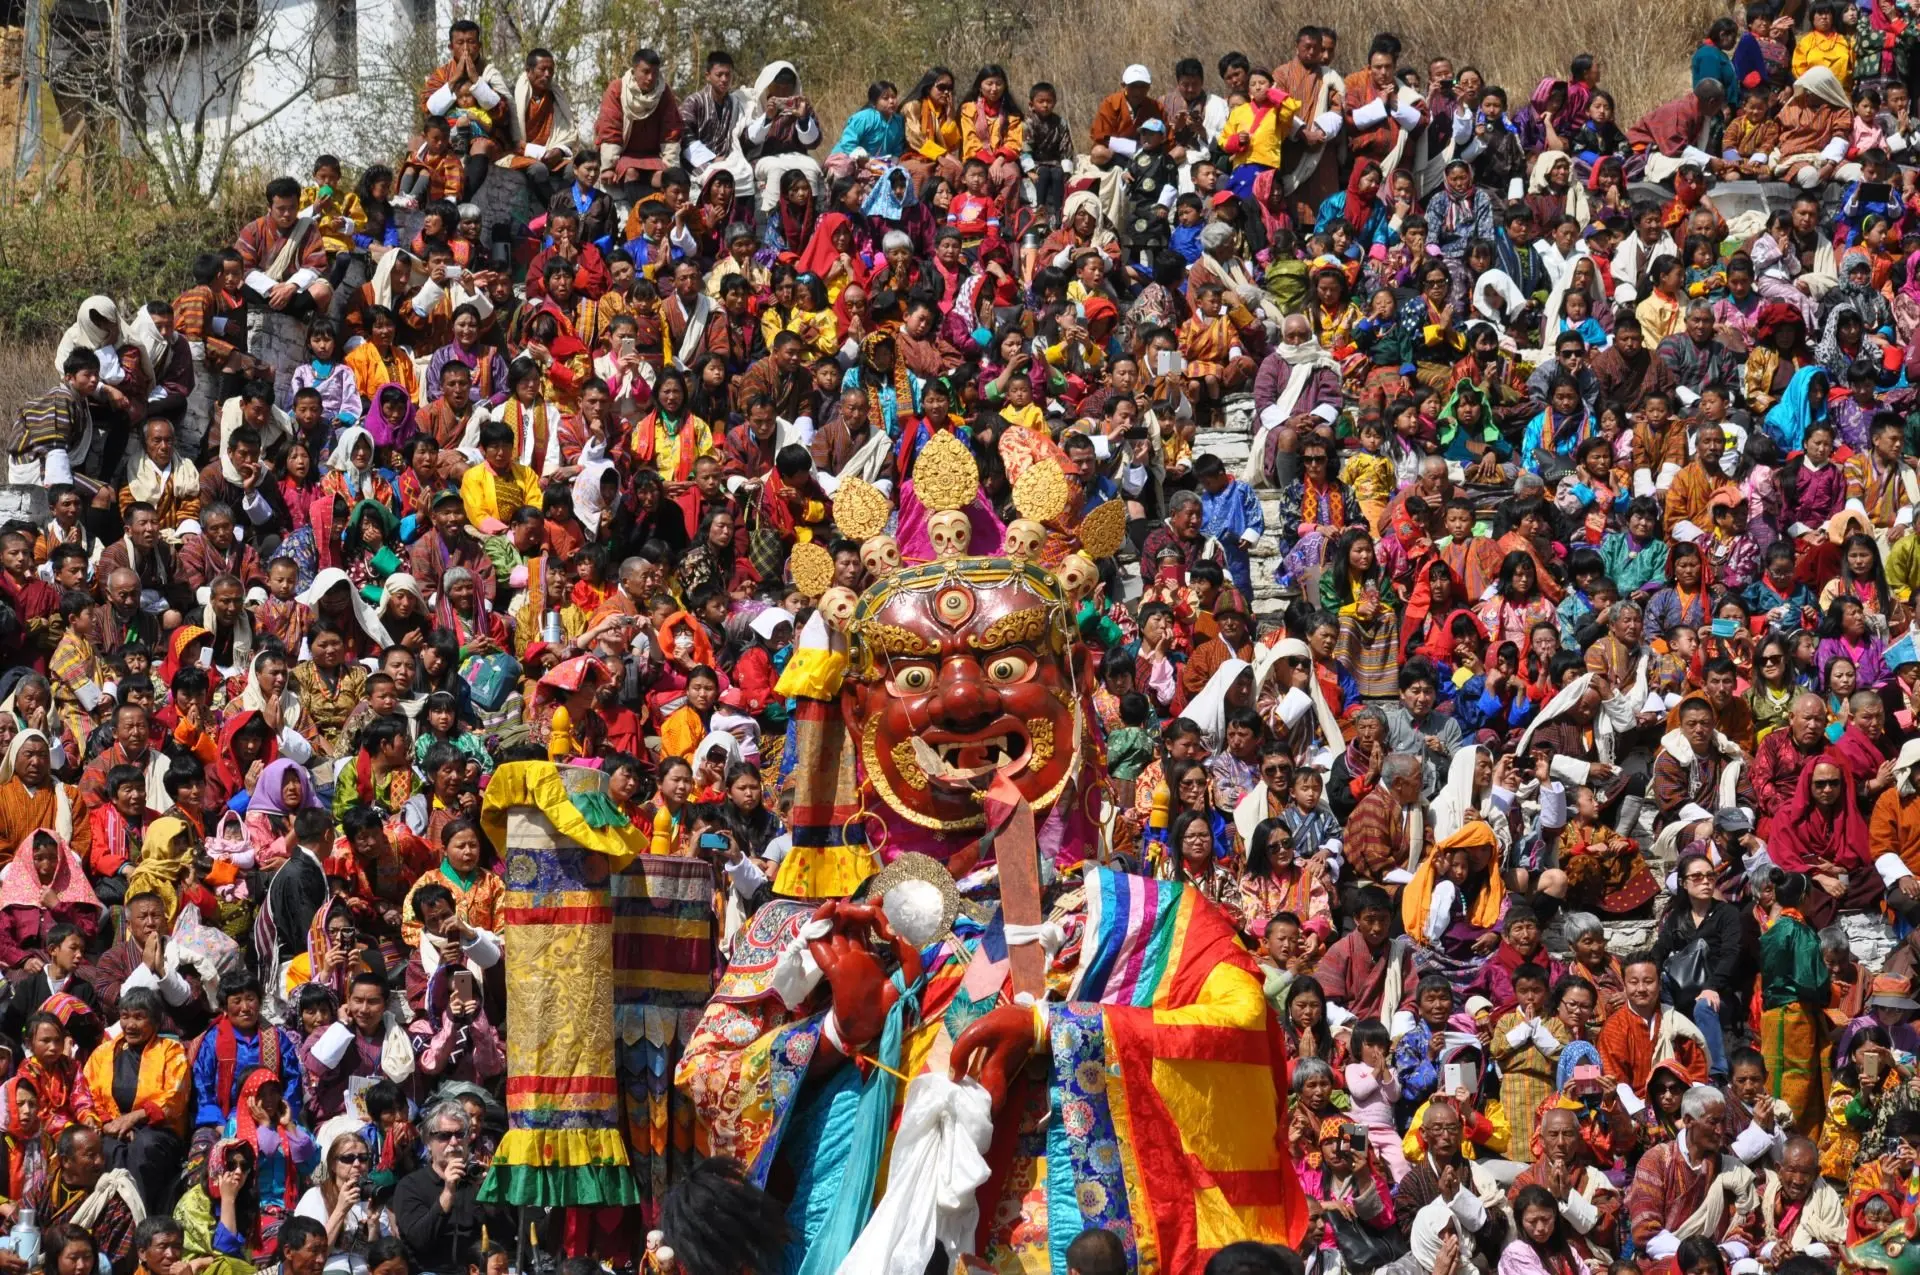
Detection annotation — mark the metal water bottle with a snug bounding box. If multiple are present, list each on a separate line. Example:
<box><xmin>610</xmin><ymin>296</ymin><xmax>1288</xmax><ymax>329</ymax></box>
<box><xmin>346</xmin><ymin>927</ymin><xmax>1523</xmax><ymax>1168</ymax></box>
<box><xmin>13</xmin><ymin>1204</ymin><xmax>39</xmax><ymax>1266</ymax></box>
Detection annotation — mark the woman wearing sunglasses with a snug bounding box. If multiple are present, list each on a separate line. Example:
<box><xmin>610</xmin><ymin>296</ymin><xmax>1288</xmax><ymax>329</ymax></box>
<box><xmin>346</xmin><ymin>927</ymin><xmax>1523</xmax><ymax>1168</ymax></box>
<box><xmin>294</xmin><ymin>1130</ymin><xmax>397</xmax><ymax>1272</ymax></box>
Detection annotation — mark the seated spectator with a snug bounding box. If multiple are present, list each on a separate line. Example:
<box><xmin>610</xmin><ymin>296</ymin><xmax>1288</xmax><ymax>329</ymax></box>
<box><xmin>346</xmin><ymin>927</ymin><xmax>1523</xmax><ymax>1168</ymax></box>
<box><xmin>78</xmin><ymin>988</ymin><xmax>191</xmax><ymax>1208</ymax></box>
<box><xmin>0</xmin><ymin>831</ymin><xmax>102</xmax><ymax>973</ymax></box>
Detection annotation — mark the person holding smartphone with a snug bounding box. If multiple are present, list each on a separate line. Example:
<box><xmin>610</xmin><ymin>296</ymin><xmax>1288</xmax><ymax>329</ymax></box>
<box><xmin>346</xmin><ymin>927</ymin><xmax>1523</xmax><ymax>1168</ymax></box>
<box><xmin>693</xmin><ymin>817</ymin><xmax>769</xmax><ymax>915</ymax></box>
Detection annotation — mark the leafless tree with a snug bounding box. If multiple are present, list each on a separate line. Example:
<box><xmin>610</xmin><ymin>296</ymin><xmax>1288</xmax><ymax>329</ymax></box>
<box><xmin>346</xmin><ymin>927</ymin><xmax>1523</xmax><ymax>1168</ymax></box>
<box><xmin>51</xmin><ymin>0</ymin><xmax>331</xmax><ymax>204</ymax></box>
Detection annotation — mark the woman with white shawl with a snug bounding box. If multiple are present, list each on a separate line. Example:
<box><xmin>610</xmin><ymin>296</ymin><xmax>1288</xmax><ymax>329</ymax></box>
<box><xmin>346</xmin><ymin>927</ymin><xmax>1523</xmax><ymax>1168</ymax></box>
<box><xmin>1470</xmin><ymin>269</ymin><xmax>1530</xmax><ymax>336</ymax></box>
<box><xmin>1046</xmin><ymin>191</ymin><xmax>1118</xmax><ymax>271</ymax></box>
<box><xmin>1376</xmin><ymin>1194</ymin><xmax>1489</xmax><ymax>1275</ymax></box>
<box><xmin>1183</xmin><ymin>658</ymin><xmax>1254</xmax><ymax>755</ymax></box>
<box><xmin>323</xmin><ymin>426</ymin><xmax>383</xmax><ymax>505</ymax></box>
<box><xmin>743</xmin><ymin>62</ymin><xmax>824</xmax><ymax>212</ymax></box>
<box><xmin>1254</xmin><ymin>637</ymin><xmax>1345</xmax><ymax>771</ymax></box>
<box><xmin>0</xmin><ymin>728</ymin><xmax>75</xmax><ymax>843</ymax></box>
<box><xmin>1525</xmin><ymin>150</ymin><xmax>1590</xmax><ymax>229</ymax></box>
<box><xmin>1531</xmin><ymin>257</ymin><xmax>1612</xmax><ymax>360</ymax></box>
<box><xmin>1428</xmin><ymin>745</ymin><xmax>1564</xmax><ymax>893</ymax></box>
<box><xmin>235</xmin><ymin>648</ymin><xmax>314</xmax><ymax>765</ymax></box>
<box><xmin>53</xmin><ymin>296</ymin><xmax>125</xmax><ymax>387</ymax></box>
<box><xmin>374</xmin><ymin>573</ymin><xmax>431</xmax><ymax>649</ymax></box>
<box><xmin>692</xmin><ymin>728</ymin><xmax>745</xmax><ymax>796</ymax></box>
<box><xmin>124</xmin><ymin>302</ymin><xmax>190</xmax><ymax>429</ymax></box>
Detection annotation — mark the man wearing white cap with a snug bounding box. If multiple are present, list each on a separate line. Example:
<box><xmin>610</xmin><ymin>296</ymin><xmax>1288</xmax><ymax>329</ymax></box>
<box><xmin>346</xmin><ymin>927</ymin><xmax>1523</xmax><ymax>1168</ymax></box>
<box><xmin>1082</xmin><ymin>65</ymin><xmax>1169</xmax><ymax>250</ymax></box>
<box><xmin>1090</xmin><ymin>65</ymin><xmax>1165</xmax><ymax>168</ymax></box>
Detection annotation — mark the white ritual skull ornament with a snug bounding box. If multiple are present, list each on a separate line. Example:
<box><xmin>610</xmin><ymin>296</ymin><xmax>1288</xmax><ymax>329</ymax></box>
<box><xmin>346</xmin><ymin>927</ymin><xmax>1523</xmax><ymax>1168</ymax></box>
<box><xmin>1002</xmin><ymin>518</ymin><xmax>1046</xmax><ymax>559</ymax></box>
<box><xmin>927</xmin><ymin>509</ymin><xmax>973</xmax><ymax>559</ymax></box>
<box><xmin>818</xmin><ymin>585</ymin><xmax>859</xmax><ymax>632</ymax></box>
<box><xmin>860</xmin><ymin>534</ymin><xmax>903</xmax><ymax>578</ymax></box>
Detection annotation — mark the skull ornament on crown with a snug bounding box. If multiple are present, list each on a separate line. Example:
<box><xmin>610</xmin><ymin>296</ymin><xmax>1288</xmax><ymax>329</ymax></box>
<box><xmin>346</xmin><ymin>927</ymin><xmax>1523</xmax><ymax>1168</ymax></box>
<box><xmin>860</xmin><ymin>535</ymin><xmax>903</xmax><ymax>579</ymax></box>
<box><xmin>1056</xmin><ymin>553</ymin><xmax>1098</xmax><ymax>600</ymax></box>
<box><xmin>817</xmin><ymin>586</ymin><xmax>860</xmax><ymax>632</ymax></box>
<box><xmin>1001</xmin><ymin>519</ymin><xmax>1046</xmax><ymax>560</ymax></box>
<box><xmin>927</xmin><ymin>509</ymin><xmax>973</xmax><ymax>559</ymax></box>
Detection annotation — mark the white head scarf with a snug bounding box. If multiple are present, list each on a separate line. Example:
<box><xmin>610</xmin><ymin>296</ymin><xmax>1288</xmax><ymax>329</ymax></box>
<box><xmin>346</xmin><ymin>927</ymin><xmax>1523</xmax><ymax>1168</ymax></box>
<box><xmin>237</xmin><ymin>648</ymin><xmax>303</xmax><ymax>729</ymax></box>
<box><xmin>1257</xmin><ymin>638</ymin><xmax>1345</xmax><ymax>753</ymax></box>
<box><xmin>1470</xmin><ymin>269</ymin><xmax>1528</xmax><ymax>331</ymax></box>
<box><xmin>125</xmin><ymin>304</ymin><xmax>170</xmax><ymax>375</ymax></box>
<box><xmin>0</xmin><ymin>730</ymin><xmax>69</xmax><ymax>841</ymax></box>
<box><xmin>749</xmin><ymin>607</ymin><xmax>796</xmax><ymax>642</ymax></box>
<box><xmin>693</xmin><ymin>729</ymin><xmax>744</xmax><ymax>774</ymax></box>
<box><xmin>1409</xmin><ymin>1197</ymin><xmax>1458</xmax><ymax>1268</ymax></box>
<box><xmin>1431</xmin><ymin>744</ymin><xmax>1487</xmax><ymax>842</ymax></box>
<box><xmin>1183</xmin><ymin>657</ymin><xmax>1252</xmax><ymax>753</ymax></box>
<box><xmin>1526</xmin><ymin>150</ymin><xmax>1589</xmax><ymax>223</ymax></box>
<box><xmin>1795</xmin><ymin>66</ymin><xmax>1850</xmax><ymax>111</ymax></box>
<box><xmin>326</xmin><ymin>426</ymin><xmax>376</xmax><ymax>491</ymax></box>
<box><xmin>571</xmin><ymin>459</ymin><xmax>620</xmax><ymax>538</ymax></box>
<box><xmin>1539</xmin><ymin>257</ymin><xmax>1608</xmax><ymax>348</ymax></box>
<box><xmin>54</xmin><ymin>295</ymin><xmax>120</xmax><ymax>373</ymax></box>
<box><xmin>750</xmin><ymin>61</ymin><xmax>801</xmax><ymax>110</ymax></box>
<box><xmin>298</xmin><ymin>566</ymin><xmax>396</xmax><ymax>649</ymax></box>
<box><xmin>1061</xmin><ymin>190</ymin><xmax>1111</xmax><ymax>239</ymax></box>
<box><xmin>0</xmin><ymin>729</ymin><xmax>50</xmax><ymax>786</ymax></box>
<box><xmin>376</xmin><ymin>573</ymin><xmax>429</xmax><ymax>621</ymax></box>
<box><xmin>1895</xmin><ymin>736</ymin><xmax>1920</xmax><ymax>797</ymax></box>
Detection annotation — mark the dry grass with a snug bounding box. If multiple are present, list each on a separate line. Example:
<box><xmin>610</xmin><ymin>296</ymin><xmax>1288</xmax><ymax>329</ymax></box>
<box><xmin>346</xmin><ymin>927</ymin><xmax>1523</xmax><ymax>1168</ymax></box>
<box><xmin>0</xmin><ymin>338</ymin><xmax>58</xmax><ymax>421</ymax></box>
<box><xmin>803</xmin><ymin>0</ymin><xmax>1731</xmax><ymax>140</ymax></box>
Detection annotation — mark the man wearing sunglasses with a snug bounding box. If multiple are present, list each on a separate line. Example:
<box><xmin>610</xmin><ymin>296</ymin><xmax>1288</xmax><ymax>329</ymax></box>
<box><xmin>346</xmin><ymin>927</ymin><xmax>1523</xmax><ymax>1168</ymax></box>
<box><xmin>394</xmin><ymin>1099</ymin><xmax>511</xmax><ymax>1275</ymax></box>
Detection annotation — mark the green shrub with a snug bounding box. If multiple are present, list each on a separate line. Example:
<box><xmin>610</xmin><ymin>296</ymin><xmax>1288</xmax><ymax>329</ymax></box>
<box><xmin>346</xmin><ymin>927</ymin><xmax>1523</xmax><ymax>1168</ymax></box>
<box><xmin>0</xmin><ymin>191</ymin><xmax>249</xmax><ymax>342</ymax></box>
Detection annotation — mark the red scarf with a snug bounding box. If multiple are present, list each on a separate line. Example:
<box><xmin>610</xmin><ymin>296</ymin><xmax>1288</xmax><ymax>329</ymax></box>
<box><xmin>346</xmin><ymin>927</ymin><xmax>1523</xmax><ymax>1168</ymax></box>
<box><xmin>230</xmin><ymin>1067</ymin><xmax>302</xmax><ymax>1229</ymax></box>
<box><xmin>353</xmin><ymin>749</ymin><xmax>413</xmax><ymax>813</ymax></box>
<box><xmin>209</xmin><ymin>1015</ymin><xmax>283</xmax><ymax>1121</ymax></box>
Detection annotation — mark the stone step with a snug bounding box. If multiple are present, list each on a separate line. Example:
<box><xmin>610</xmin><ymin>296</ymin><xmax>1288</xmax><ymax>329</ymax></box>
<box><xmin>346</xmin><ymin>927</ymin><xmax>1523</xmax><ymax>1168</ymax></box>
<box><xmin>0</xmin><ymin>486</ymin><xmax>48</xmax><ymax>523</ymax></box>
<box><xmin>248</xmin><ymin>310</ymin><xmax>310</xmax><ymax>407</ymax></box>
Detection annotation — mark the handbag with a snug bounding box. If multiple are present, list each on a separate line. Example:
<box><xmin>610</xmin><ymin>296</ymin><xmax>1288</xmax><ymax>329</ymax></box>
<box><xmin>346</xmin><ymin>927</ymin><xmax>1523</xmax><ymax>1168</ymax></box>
<box><xmin>1326</xmin><ymin>1210</ymin><xmax>1409</xmax><ymax>1271</ymax></box>
<box><xmin>1662</xmin><ymin>934</ymin><xmax>1712</xmax><ymax>1005</ymax></box>
<box><xmin>462</xmin><ymin>651</ymin><xmax>522</xmax><ymax>712</ymax></box>
<box><xmin>744</xmin><ymin>500</ymin><xmax>788</xmax><ymax>581</ymax></box>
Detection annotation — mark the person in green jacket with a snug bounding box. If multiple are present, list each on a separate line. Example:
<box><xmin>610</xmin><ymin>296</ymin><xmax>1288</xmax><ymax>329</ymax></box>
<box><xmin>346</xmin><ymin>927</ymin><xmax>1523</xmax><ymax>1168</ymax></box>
<box><xmin>1758</xmin><ymin>867</ymin><xmax>1833</xmax><ymax>1136</ymax></box>
<box><xmin>1599</xmin><ymin>496</ymin><xmax>1670</xmax><ymax>599</ymax></box>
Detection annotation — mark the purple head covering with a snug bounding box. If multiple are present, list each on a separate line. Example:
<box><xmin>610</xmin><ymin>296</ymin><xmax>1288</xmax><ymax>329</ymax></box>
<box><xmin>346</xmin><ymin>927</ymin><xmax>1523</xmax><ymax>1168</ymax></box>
<box><xmin>249</xmin><ymin>758</ymin><xmax>323</xmax><ymax>816</ymax></box>
<box><xmin>362</xmin><ymin>381</ymin><xmax>419</xmax><ymax>450</ymax></box>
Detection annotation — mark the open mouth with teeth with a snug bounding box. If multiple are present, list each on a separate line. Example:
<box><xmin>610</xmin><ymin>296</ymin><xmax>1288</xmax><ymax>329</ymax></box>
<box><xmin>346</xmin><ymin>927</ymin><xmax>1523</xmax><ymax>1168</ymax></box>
<box><xmin>913</xmin><ymin>721</ymin><xmax>1034</xmax><ymax>783</ymax></box>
